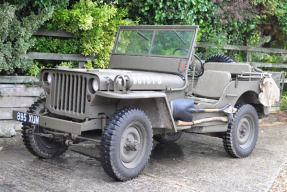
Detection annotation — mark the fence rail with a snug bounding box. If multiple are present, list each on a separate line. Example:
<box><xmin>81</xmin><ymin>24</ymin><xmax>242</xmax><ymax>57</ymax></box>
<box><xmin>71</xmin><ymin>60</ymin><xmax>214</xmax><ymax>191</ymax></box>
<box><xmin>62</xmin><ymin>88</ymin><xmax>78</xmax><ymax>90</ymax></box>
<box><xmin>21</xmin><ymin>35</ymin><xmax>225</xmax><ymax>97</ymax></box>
<box><xmin>197</xmin><ymin>42</ymin><xmax>287</xmax><ymax>54</ymax></box>
<box><xmin>24</xmin><ymin>52</ymin><xmax>95</xmax><ymax>62</ymax></box>
<box><xmin>33</xmin><ymin>28</ymin><xmax>74</xmax><ymax>38</ymax></box>
<box><xmin>251</xmin><ymin>62</ymin><xmax>287</xmax><ymax>69</ymax></box>
<box><xmin>29</xmin><ymin>29</ymin><xmax>89</xmax><ymax>68</ymax></box>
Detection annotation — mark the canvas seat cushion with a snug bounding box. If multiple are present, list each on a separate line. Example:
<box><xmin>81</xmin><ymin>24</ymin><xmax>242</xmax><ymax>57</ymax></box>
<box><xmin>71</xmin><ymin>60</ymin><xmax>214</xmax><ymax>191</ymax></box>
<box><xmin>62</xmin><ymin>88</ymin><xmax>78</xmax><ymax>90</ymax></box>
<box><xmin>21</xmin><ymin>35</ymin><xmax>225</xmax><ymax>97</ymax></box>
<box><xmin>193</xmin><ymin>70</ymin><xmax>231</xmax><ymax>99</ymax></box>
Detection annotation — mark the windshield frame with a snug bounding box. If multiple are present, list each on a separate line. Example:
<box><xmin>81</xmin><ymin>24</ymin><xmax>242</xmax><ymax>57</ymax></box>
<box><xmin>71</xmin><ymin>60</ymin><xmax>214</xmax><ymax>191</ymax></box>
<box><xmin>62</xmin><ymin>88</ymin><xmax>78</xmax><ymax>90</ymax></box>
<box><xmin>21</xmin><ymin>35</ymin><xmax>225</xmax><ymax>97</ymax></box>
<box><xmin>112</xmin><ymin>25</ymin><xmax>198</xmax><ymax>59</ymax></box>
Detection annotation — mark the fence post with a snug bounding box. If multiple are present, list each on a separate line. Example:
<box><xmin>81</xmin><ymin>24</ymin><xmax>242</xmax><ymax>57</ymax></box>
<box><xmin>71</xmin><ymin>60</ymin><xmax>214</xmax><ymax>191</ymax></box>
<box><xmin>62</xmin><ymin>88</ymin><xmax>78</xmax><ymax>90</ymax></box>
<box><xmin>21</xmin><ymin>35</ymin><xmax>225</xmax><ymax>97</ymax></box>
<box><xmin>78</xmin><ymin>61</ymin><xmax>85</xmax><ymax>69</ymax></box>
<box><xmin>247</xmin><ymin>51</ymin><xmax>251</xmax><ymax>62</ymax></box>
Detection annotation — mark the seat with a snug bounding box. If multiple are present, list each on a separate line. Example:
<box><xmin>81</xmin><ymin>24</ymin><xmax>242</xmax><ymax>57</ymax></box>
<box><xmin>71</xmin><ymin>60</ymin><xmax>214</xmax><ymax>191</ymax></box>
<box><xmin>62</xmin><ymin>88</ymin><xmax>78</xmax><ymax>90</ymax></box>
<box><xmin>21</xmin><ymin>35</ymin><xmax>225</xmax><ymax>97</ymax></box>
<box><xmin>193</xmin><ymin>70</ymin><xmax>232</xmax><ymax>99</ymax></box>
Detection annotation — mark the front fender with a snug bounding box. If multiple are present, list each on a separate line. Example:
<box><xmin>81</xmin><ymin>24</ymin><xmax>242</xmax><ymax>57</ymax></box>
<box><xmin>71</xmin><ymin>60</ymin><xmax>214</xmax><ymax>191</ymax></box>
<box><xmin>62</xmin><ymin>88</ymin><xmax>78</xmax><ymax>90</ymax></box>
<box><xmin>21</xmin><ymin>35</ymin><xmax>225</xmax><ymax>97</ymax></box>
<box><xmin>96</xmin><ymin>91</ymin><xmax>177</xmax><ymax>132</ymax></box>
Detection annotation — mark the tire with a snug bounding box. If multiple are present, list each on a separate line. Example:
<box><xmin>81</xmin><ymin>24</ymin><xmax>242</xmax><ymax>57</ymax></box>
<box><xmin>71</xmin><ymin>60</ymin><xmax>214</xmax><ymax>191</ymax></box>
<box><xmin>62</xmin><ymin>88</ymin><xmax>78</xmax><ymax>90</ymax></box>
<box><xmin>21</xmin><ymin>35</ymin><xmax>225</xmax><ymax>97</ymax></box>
<box><xmin>205</xmin><ymin>54</ymin><xmax>235</xmax><ymax>63</ymax></box>
<box><xmin>153</xmin><ymin>132</ymin><xmax>183</xmax><ymax>144</ymax></box>
<box><xmin>22</xmin><ymin>99</ymin><xmax>68</xmax><ymax>159</ymax></box>
<box><xmin>100</xmin><ymin>108</ymin><xmax>153</xmax><ymax>181</ymax></box>
<box><xmin>223</xmin><ymin>104</ymin><xmax>259</xmax><ymax>158</ymax></box>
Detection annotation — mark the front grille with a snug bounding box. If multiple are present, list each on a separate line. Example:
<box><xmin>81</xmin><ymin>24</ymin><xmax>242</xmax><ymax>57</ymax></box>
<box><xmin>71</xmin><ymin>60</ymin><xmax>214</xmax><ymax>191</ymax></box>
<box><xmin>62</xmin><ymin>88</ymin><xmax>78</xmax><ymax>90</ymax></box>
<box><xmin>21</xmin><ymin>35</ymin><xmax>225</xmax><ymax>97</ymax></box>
<box><xmin>50</xmin><ymin>72</ymin><xmax>87</xmax><ymax>114</ymax></box>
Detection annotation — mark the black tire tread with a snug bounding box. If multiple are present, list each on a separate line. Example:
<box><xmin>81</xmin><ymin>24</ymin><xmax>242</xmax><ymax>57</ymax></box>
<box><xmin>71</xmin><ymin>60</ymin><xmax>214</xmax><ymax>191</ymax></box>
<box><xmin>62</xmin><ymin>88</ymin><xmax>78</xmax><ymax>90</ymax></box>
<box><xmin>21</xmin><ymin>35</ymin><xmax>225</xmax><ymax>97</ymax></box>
<box><xmin>100</xmin><ymin>108</ymin><xmax>152</xmax><ymax>181</ymax></box>
<box><xmin>205</xmin><ymin>54</ymin><xmax>235</xmax><ymax>63</ymax></box>
<box><xmin>222</xmin><ymin>104</ymin><xmax>258</xmax><ymax>158</ymax></box>
<box><xmin>22</xmin><ymin>99</ymin><xmax>68</xmax><ymax>159</ymax></box>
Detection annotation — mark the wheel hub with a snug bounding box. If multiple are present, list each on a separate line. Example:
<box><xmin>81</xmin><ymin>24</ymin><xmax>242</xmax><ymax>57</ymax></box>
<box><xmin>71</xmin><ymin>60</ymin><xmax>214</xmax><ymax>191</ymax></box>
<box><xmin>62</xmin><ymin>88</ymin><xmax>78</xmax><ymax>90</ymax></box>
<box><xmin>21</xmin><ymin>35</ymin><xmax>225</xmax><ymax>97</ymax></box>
<box><xmin>120</xmin><ymin>123</ymin><xmax>146</xmax><ymax>169</ymax></box>
<box><xmin>237</xmin><ymin>114</ymin><xmax>255</xmax><ymax>149</ymax></box>
<box><xmin>239</xmin><ymin>125</ymin><xmax>248</xmax><ymax>138</ymax></box>
<box><xmin>124</xmin><ymin>137</ymin><xmax>139</xmax><ymax>151</ymax></box>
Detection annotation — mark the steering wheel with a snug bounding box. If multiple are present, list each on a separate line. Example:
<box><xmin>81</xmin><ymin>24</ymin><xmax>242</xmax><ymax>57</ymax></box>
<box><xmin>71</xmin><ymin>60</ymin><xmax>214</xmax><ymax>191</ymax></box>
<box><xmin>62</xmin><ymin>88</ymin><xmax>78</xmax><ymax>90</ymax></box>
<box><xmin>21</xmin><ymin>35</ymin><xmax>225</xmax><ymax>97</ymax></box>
<box><xmin>192</xmin><ymin>54</ymin><xmax>204</xmax><ymax>77</ymax></box>
<box><xmin>173</xmin><ymin>48</ymin><xmax>204</xmax><ymax>77</ymax></box>
<box><xmin>173</xmin><ymin>48</ymin><xmax>189</xmax><ymax>56</ymax></box>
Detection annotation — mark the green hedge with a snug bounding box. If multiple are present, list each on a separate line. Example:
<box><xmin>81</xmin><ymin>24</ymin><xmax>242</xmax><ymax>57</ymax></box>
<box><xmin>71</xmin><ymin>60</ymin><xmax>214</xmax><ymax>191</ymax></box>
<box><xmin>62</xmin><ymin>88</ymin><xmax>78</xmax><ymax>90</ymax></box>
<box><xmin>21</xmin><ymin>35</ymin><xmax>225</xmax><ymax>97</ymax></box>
<box><xmin>0</xmin><ymin>3</ymin><xmax>53</xmax><ymax>75</ymax></box>
<box><xmin>4</xmin><ymin>0</ymin><xmax>286</xmax><ymax>76</ymax></box>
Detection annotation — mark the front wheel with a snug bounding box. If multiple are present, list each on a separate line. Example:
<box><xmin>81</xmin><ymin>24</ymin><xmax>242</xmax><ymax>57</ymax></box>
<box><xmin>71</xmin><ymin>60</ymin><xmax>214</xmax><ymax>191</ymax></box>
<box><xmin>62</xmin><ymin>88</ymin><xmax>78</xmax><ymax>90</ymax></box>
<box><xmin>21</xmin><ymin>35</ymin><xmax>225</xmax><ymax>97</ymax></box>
<box><xmin>22</xmin><ymin>99</ymin><xmax>68</xmax><ymax>159</ymax></box>
<box><xmin>223</xmin><ymin>104</ymin><xmax>259</xmax><ymax>158</ymax></box>
<box><xmin>100</xmin><ymin>108</ymin><xmax>153</xmax><ymax>181</ymax></box>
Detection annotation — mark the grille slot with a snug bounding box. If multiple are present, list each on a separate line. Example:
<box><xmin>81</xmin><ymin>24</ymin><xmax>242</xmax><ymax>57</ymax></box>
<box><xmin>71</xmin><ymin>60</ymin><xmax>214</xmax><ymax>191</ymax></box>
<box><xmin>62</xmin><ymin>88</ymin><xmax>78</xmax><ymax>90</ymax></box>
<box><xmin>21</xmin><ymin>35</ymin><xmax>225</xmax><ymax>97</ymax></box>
<box><xmin>51</xmin><ymin>72</ymin><xmax>87</xmax><ymax>114</ymax></box>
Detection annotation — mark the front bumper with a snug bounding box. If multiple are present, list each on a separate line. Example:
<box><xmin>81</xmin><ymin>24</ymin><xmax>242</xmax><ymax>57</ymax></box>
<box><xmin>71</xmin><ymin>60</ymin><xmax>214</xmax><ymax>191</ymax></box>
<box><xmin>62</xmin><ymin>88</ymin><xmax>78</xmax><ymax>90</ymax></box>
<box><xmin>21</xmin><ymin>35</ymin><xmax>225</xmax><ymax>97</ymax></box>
<box><xmin>13</xmin><ymin>111</ymin><xmax>103</xmax><ymax>135</ymax></box>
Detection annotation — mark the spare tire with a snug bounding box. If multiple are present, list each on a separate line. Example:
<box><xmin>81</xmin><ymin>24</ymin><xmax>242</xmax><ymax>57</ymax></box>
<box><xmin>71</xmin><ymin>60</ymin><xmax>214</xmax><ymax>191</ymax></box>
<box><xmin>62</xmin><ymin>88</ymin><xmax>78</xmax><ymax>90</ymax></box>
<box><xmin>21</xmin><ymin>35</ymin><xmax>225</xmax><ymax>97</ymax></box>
<box><xmin>205</xmin><ymin>54</ymin><xmax>235</xmax><ymax>63</ymax></box>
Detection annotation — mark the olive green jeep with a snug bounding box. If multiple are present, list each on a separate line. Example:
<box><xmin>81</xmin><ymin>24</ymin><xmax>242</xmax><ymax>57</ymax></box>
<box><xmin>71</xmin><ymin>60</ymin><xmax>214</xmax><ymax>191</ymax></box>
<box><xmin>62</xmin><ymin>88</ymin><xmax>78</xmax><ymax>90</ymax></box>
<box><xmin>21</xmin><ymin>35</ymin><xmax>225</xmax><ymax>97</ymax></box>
<box><xmin>13</xmin><ymin>25</ymin><xmax>279</xmax><ymax>181</ymax></box>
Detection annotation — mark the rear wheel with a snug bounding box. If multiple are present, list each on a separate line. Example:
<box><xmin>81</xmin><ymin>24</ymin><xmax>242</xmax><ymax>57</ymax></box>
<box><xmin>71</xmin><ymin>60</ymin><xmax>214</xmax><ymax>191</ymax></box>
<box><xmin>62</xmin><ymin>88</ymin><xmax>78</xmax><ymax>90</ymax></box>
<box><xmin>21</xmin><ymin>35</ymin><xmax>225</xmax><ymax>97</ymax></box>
<box><xmin>205</xmin><ymin>54</ymin><xmax>235</xmax><ymax>63</ymax></box>
<box><xmin>22</xmin><ymin>99</ymin><xmax>68</xmax><ymax>159</ymax></box>
<box><xmin>153</xmin><ymin>132</ymin><xmax>183</xmax><ymax>144</ymax></box>
<box><xmin>100</xmin><ymin>108</ymin><xmax>153</xmax><ymax>181</ymax></box>
<box><xmin>223</xmin><ymin>104</ymin><xmax>259</xmax><ymax>158</ymax></box>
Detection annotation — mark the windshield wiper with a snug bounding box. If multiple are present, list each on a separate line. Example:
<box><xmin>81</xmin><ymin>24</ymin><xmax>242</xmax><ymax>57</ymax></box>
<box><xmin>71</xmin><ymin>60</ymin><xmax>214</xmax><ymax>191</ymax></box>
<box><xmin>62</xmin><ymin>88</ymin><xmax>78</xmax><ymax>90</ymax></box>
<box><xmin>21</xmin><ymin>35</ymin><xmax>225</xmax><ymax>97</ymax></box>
<box><xmin>173</xmin><ymin>29</ymin><xmax>186</xmax><ymax>45</ymax></box>
<box><xmin>137</xmin><ymin>30</ymin><xmax>149</xmax><ymax>41</ymax></box>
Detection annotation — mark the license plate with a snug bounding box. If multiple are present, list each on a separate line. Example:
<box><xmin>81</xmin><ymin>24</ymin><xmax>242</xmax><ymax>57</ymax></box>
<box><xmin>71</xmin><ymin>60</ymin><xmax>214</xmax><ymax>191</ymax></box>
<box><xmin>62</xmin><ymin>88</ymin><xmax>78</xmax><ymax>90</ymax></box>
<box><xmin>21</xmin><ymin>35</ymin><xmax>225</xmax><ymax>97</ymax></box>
<box><xmin>15</xmin><ymin>112</ymin><xmax>40</xmax><ymax>125</ymax></box>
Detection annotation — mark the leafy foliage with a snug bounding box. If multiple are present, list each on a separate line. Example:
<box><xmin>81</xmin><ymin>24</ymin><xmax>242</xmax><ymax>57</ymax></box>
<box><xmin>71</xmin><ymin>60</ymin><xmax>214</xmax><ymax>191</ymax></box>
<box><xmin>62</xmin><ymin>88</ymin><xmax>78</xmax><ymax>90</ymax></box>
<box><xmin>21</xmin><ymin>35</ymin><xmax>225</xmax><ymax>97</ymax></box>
<box><xmin>30</xmin><ymin>37</ymin><xmax>80</xmax><ymax>54</ymax></box>
<box><xmin>59</xmin><ymin>61</ymin><xmax>78</xmax><ymax>69</ymax></box>
<box><xmin>5</xmin><ymin>0</ymin><xmax>286</xmax><ymax>76</ymax></box>
<box><xmin>0</xmin><ymin>3</ymin><xmax>53</xmax><ymax>75</ymax></box>
<box><xmin>48</xmin><ymin>0</ymin><xmax>134</xmax><ymax>68</ymax></box>
<box><xmin>253</xmin><ymin>0</ymin><xmax>287</xmax><ymax>49</ymax></box>
<box><xmin>32</xmin><ymin>0</ymin><xmax>70</xmax><ymax>10</ymax></box>
<box><xmin>213</xmin><ymin>0</ymin><xmax>257</xmax><ymax>24</ymax></box>
<box><xmin>281</xmin><ymin>92</ymin><xmax>287</xmax><ymax>110</ymax></box>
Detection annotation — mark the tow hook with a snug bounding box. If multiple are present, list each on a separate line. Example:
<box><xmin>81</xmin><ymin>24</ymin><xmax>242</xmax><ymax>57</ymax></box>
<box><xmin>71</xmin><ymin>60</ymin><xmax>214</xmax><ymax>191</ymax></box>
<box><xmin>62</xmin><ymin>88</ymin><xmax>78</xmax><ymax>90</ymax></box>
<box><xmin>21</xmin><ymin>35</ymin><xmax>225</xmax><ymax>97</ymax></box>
<box><xmin>65</xmin><ymin>140</ymin><xmax>73</xmax><ymax>146</ymax></box>
<box><xmin>25</xmin><ymin>128</ymin><xmax>33</xmax><ymax>135</ymax></box>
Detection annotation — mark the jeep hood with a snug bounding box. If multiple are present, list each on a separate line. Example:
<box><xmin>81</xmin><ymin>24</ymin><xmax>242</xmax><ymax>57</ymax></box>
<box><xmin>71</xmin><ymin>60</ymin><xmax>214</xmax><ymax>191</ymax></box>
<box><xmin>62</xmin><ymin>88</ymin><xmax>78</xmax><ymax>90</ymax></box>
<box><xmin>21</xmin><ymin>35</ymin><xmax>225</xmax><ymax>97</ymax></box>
<box><xmin>89</xmin><ymin>69</ymin><xmax>185</xmax><ymax>91</ymax></box>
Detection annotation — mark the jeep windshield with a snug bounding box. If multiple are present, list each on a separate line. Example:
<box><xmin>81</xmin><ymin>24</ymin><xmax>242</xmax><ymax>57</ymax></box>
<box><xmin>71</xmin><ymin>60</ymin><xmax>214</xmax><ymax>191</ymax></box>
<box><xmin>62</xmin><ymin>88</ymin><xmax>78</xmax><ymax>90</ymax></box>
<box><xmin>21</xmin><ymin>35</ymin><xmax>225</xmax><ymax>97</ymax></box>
<box><xmin>114</xmin><ymin>26</ymin><xmax>196</xmax><ymax>58</ymax></box>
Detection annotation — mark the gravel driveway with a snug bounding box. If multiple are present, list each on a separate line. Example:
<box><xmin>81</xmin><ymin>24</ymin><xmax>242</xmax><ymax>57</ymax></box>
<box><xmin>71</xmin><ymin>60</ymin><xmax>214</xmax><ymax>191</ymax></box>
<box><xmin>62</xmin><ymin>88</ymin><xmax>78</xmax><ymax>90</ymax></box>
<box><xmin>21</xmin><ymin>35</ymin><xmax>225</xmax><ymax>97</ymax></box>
<box><xmin>0</xmin><ymin>121</ymin><xmax>286</xmax><ymax>192</ymax></box>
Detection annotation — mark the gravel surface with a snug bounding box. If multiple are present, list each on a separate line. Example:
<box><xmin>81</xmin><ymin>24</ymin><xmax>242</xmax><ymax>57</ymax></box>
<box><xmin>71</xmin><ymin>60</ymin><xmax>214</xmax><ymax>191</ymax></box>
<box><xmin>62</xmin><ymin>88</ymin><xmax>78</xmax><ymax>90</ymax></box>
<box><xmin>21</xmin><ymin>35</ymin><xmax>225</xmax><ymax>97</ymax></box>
<box><xmin>270</xmin><ymin>162</ymin><xmax>287</xmax><ymax>192</ymax></box>
<box><xmin>0</xmin><ymin>116</ymin><xmax>287</xmax><ymax>192</ymax></box>
<box><xmin>265</xmin><ymin>111</ymin><xmax>287</xmax><ymax>192</ymax></box>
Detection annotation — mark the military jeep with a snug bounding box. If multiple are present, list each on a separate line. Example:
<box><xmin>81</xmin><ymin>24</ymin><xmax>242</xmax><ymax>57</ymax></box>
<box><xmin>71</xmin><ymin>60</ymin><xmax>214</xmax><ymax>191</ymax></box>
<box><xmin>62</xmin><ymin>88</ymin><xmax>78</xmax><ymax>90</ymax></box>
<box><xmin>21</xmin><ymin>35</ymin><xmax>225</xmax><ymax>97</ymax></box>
<box><xmin>13</xmin><ymin>25</ymin><xmax>279</xmax><ymax>181</ymax></box>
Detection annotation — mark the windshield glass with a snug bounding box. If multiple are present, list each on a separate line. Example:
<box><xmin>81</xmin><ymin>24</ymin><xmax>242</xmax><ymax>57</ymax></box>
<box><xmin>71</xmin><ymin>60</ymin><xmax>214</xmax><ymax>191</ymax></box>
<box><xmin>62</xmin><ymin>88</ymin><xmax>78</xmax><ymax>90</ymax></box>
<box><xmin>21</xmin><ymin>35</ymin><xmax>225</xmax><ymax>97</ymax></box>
<box><xmin>115</xmin><ymin>28</ymin><xmax>195</xmax><ymax>57</ymax></box>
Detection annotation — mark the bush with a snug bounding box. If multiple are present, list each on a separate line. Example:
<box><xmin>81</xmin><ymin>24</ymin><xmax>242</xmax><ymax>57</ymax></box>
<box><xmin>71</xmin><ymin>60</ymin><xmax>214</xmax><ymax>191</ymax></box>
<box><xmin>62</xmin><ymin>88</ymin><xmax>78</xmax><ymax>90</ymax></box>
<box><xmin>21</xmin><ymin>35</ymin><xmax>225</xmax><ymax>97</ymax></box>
<box><xmin>48</xmin><ymin>0</ymin><xmax>134</xmax><ymax>69</ymax></box>
<box><xmin>281</xmin><ymin>93</ymin><xmax>287</xmax><ymax>110</ymax></box>
<box><xmin>0</xmin><ymin>3</ymin><xmax>53</xmax><ymax>75</ymax></box>
<box><xmin>30</xmin><ymin>37</ymin><xmax>80</xmax><ymax>54</ymax></box>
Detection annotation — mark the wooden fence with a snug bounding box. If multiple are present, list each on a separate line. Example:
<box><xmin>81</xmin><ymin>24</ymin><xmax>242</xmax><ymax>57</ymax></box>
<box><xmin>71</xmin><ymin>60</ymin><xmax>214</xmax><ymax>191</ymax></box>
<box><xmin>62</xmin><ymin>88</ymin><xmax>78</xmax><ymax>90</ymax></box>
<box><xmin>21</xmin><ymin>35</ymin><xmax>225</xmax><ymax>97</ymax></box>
<box><xmin>25</xmin><ymin>28</ymin><xmax>95</xmax><ymax>68</ymax></box>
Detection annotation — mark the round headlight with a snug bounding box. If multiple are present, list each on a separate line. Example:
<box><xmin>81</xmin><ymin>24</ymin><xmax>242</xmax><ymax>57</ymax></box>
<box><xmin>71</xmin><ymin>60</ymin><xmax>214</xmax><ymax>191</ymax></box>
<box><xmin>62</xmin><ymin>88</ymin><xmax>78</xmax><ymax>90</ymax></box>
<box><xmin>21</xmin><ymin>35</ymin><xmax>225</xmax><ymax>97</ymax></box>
<box><xmin>47</xmin><ymin>74</ymin><xmax>52</xmax><ymax>84</ymax></box>
<box><xmin>92</xmin><ymin>79</ymin><xmax>99</xmax><ymax>91</ymax></box>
